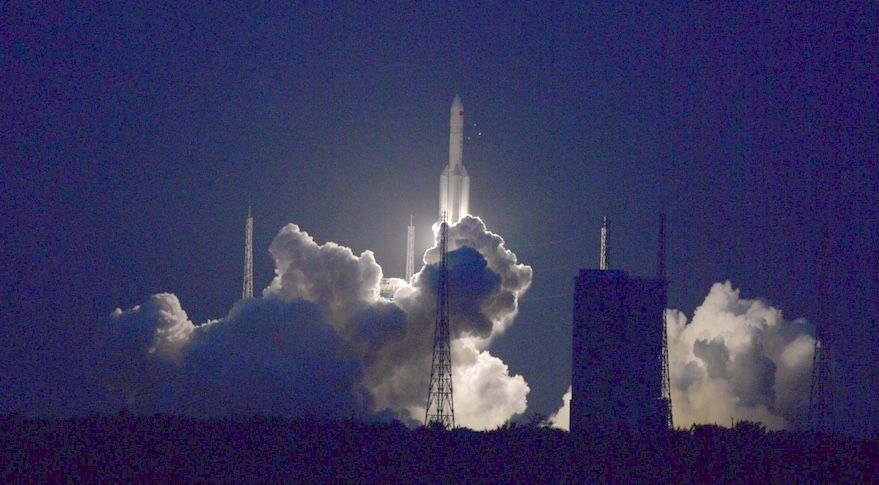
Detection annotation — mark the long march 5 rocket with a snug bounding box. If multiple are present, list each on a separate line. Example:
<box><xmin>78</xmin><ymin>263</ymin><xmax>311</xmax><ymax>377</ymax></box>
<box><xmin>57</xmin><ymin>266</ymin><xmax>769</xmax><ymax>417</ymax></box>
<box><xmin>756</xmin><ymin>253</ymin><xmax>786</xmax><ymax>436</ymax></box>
<box><xmin>439</xmin><ymin>94</ymin><xmax>470</xmax><ymax>223</ymax></box>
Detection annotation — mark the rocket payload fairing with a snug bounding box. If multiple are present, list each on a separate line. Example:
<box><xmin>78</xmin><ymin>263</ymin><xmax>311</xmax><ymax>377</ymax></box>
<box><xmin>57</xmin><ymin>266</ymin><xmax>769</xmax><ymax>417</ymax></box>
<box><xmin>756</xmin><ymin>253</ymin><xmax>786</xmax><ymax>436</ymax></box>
<box><xmin>439</xmin><ymin>94</ymin><xmax>470</xmax><ymax>224</ymax></box>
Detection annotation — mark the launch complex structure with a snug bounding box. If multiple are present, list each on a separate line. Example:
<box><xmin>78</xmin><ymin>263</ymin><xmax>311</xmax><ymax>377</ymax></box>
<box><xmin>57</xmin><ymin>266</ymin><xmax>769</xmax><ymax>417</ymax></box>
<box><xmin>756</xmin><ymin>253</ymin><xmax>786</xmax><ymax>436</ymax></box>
<box><xmin>237</xmin><ymin>96</ymin><xmax>678</xmax><ymax>433</ymax></box>
<box><xmin>234</xmin><ymin>94</ymin><xmax>834</xmax><ymax>434</ymax></box>
<box><xmin>571</xmin><ymin>216</ymin><xmax>673</xmax><ymax>434</ymax></box>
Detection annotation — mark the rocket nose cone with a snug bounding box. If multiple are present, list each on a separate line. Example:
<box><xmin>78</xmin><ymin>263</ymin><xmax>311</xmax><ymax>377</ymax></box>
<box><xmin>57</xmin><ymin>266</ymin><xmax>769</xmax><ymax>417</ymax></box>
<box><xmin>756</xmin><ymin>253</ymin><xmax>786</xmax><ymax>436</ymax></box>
<box><xmin>451</xmin><ymin>94</ymin><xmax>463</xmax><ymax>113</ymax></box>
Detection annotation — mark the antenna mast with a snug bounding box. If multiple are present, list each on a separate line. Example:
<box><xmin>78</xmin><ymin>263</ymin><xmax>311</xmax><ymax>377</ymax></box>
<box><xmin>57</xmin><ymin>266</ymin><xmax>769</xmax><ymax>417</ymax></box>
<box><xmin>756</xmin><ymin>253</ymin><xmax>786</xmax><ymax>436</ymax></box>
<box><xmin>658</xmin><ymin>213</ymin><xmax>673</xmax><ymax>429</ymax></box>
<box><xmin>600</xmin><ymin>216</ymin><xmax>609</xmax><ymax>270</ymax></box>
<box><xmin>406</xmin><ymin>215</ymin><xmax>415</xmax><ymax>282</ymax></box>
<box><xmin>242</xmin><ymin>207</ymin><xmax>253</xmax><ymax>299</ymax></box>
<box><xmin>425</xmin><ymin>212</ymin><xmax>455</xmax><ymax>428</ymax></box>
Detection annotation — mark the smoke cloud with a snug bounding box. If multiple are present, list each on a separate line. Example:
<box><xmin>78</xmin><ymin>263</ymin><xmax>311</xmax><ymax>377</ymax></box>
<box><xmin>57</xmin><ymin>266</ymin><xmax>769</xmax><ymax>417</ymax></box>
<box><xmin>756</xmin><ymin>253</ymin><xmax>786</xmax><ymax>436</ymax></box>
<box><xmin>548</xmin><ymin>386</ymin><xmax>571</xmax><ymax>430</ymax></box>
<box><xmin>368</xmin><ymin>216</ymin><xmax>533</xmax><ymax>428</ymax></box>
<box><xmin>96</xmin><ymin>293</ymin><xmax>370</xmax><ymax>418</ymax></box>
<box><xmin>92</xmin><ymin>216</ymin><xmax>532</xmax><ymax>429</ymax></box>
<box><xmin>668</xmin><ymin>281</ymin><xmax>814</xmax><ymax>429</ymax></box>
<box><xmin>548</xmin><ymin>281</ymin><xmax>814</xmax><ymax>431</ymax></box>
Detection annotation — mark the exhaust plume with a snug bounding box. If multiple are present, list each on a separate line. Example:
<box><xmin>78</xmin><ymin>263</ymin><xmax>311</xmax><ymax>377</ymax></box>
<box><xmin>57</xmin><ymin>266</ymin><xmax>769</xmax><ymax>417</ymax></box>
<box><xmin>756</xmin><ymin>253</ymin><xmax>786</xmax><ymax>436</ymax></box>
<box><xmin>94</xmin><ymin>216</ymin><xmax>532</xmax><ymax>429</ymax></box>
<box><xmin>97</xmin><ymin>294</ymin><xmax>370</xmax><ymax>418</ymax></box>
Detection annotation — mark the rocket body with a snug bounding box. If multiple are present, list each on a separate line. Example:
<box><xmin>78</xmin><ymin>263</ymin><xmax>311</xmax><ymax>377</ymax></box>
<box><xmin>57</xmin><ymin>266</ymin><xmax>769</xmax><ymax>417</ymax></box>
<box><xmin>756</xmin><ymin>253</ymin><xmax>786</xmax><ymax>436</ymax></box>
<box><xmin>448</xmin><ymin>95</ymin><xmax>464</xmax><ymax>170</ymax></box>
<box><xmin>439</xmin><ymin>95</ymin><xmax>470</xmax><ymax>223</ymax></box>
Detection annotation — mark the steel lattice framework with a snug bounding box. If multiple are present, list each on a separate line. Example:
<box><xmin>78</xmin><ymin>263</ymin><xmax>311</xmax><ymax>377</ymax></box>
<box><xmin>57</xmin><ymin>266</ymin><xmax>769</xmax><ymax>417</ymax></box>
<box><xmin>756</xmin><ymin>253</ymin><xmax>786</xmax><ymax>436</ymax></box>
<box><xmin>242</xmin><ymin>207</ymin><xmax>253</xmax><ymax>299</ymax></box>
<box><xmin>425</xmin><ymin>215</ymin><xmax>454</xmax><ymax>428</ymax></box>
<box><xmin>406</xmin><ymin>215</ymin><xmax>415</xmax><ymax>282</ymax></box>
<box><xmin>600</xmin><ymin>216</ymin><xmax>608</xmax><ymax>270</ymax></box>
<box><xmin>808</xmin><ymin>336</ymin><xmax>834</xmax><ymax>430</ymax></box>
<box><xmin>658</xmin><ymin>213</ymin><xmax>673</xmax><ymax>429</ymax></box>
<box><xmin>808</xmin><ymin>229</ymin><xmax>834</xmax><ymax>431</ymax></box>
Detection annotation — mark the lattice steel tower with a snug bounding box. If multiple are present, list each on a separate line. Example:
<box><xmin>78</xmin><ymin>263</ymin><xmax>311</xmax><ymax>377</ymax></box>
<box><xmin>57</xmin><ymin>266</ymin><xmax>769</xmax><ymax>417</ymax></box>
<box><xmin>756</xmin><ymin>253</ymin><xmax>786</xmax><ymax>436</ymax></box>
<box><xmin>808</xmin><ymin>228</ymin><xmax>834</xmax><ymax>431</ymax></box>
<box><xmin>406</xmin><ymin>215</ymin><xmax>415</xmax><ymax>282</ymax></box>
<box><xmin>600</xmin><ymin>216</ymin><xmax>609</xmax><ymax>270</ymax></box>
<box><xmin>658</xmin><ymin>213</ymin><xmax>673</xmax><ymax>429</ymax></box>
<box><xmin>425</xmin><ymin>214</ymin><xmax>454</xmax><ymax>428</ymax></box>
<box><xmin>808</xmin><ymin>335</ymin><xmax>833</xmax><ymax>430</ymax></box>
<box><xmin>242</xmin><ymin>207</ymin><xmax>253</xmax><ymax>299</ymax></box>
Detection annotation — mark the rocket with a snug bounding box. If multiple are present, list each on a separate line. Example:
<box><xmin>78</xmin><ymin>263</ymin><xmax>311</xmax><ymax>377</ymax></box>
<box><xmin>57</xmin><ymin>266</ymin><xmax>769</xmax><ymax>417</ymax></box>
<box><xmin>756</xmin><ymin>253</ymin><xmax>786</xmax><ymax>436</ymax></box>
<box><xmin>439</xmin><ymin>94</ymin><xmax>470</xmax><ymax>223</ymax></box>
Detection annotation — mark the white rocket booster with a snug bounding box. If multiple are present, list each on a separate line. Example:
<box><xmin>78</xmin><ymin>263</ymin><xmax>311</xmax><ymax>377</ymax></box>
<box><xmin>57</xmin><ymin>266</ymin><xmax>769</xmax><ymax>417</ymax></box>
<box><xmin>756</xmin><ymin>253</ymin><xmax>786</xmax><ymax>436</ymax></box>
<box><xmin>439</xmin><ymin>94</ymin><xmax>470</xmax><ymax>223</ymax></box>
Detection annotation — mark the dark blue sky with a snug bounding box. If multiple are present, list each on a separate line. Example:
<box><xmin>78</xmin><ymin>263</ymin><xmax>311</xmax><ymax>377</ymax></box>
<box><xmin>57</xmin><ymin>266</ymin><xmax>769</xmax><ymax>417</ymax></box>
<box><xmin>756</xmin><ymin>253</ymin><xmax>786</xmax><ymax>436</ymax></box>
<box><xmin>2</xmin><ymin>3</ymin><xmax>876</xmax><ymax>434</ymax></box>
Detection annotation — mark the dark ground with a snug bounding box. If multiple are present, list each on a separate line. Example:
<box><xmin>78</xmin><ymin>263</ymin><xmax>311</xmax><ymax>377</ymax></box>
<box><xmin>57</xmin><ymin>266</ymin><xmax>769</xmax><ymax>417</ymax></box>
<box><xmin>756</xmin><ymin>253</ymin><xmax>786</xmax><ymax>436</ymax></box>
<box><xmin>1</xmin><ymin>414</ymin><xmax>876</xmax><ymax>483</ymax></box>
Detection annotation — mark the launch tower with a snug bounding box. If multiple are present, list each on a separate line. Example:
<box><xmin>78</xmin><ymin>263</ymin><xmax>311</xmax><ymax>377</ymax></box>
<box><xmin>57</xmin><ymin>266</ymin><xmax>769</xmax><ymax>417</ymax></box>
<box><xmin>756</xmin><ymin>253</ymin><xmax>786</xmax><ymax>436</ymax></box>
<box><xmin>425</xmin><ymin>214</ymin><xmax>455</xmax><ymax>428</ymax></box>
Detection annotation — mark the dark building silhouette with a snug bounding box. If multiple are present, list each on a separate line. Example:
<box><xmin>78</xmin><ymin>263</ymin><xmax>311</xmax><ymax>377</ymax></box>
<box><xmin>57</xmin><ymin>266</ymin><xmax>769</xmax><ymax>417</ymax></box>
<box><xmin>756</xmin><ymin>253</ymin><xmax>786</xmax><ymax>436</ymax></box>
<box><xmin>571</xmin><ymin>269</ymin><xmax>667</xmax><ymax>434</ymax></box>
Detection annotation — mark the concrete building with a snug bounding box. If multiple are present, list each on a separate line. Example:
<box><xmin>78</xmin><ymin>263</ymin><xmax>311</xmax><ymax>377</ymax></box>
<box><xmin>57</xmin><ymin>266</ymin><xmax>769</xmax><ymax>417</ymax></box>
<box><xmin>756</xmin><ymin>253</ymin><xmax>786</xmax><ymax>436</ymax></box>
<box><xmin>571</xmin><ymin>269</ymin><xmax>667</xmax><ymax>434</ymax></box>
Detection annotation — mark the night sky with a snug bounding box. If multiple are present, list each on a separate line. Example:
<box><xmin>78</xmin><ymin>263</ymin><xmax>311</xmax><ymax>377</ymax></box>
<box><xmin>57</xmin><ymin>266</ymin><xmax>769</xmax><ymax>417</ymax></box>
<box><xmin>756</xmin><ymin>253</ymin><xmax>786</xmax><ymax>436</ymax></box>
<box><xmin>2</xmin><ymin>4</ymin><xmax>877</xmax><ymax>435</ymax></box>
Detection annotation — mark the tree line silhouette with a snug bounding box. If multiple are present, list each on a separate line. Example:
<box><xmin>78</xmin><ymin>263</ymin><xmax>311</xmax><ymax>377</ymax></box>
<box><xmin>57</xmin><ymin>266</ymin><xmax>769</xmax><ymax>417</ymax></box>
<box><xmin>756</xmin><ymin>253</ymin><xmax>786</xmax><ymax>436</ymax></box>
<box><xmin>1</xmin><ymin>413</ymin><xmax>875</xmax><ymax>482</ymax></box>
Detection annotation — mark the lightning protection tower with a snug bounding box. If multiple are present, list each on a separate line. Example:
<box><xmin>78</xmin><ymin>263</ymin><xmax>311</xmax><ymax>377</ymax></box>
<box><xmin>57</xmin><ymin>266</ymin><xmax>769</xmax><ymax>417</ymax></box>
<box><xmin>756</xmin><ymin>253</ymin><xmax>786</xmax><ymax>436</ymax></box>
<box><xmin>808</xmin><ymin>335</ymin><xmax>833</xmax><ymax>431</ymax></box>
<box><xmin>242</xmin><ymin>207</ymin><xmax>253</xmax><ymax>299</ymax></box>
<box><xmin>808</xmin><ymin>227</ymin><xmax>834</xmax><ymax>431</ymax></box>
<box><xmin>658</xmin><ymin>213</ymin><xmax>673</xmax><ymax>429</ymax></box>
<box><xmin>406</xmin><ymin>215</ymin><xmax>415</xmax><ymax>282</ymax></box>
<box><xmin>600</xmin><ymin>216</ymin><xmax>609</xmax><ymax>270</ymax></box>
<box><xmin>425</xmin><ymin>213</ymin><xmax>454</xmax><ymax>428</ymax></box>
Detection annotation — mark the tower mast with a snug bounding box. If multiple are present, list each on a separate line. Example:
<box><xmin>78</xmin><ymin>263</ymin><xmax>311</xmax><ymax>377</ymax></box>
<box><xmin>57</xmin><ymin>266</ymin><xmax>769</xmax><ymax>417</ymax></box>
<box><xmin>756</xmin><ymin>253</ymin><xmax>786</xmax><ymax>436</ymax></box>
<box><xmin>600</xmin><ymin>216</ymin><xmax>609</xmax><ymax>270</ymax></box>
<box><xmin>658</xmin><ymin>213</ymin><xmax>673</xmax><ymax>429</ymax></box>
<box><xmin>242</xmin><ymin>207</ymin><xmax>253</xmax><ymax>299</ymax></box>
<box><xmin>808</xmin><ymin>226</ymin><xmax>834</xmax><ymax>431</ymax></box>
<box><xmin>406</xmin><ymin>215</ymin><xmax>415</xmax><ymax>282</ymax></box>
<box><xmin>425</xmin><ymin>212</ymin><xmax>455</xmax><ymax>428</ymax></box>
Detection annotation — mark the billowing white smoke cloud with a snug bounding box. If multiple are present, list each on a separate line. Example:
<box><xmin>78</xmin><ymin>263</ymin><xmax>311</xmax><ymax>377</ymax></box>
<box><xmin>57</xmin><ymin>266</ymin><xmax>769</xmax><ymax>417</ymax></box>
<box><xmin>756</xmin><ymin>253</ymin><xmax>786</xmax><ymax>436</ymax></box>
<box><xmin>373</xmin><ymin>216</ymin><xmax>532</xmax><ymax>428</ymax></box>
<box><xmin>96</xmin><ymin>293</ymin><xmax>370</xmax><ymax>418</ymax></box>
<box><xmin>668</xmin><ymin>282</ymin><xmax>814</xmax><ymax>429</ymax></box>
<box><xmin>97</xmin><ymin>216</ymin><xmax>532</xmax><ymax>429</ymax></box>
<box><xmin>261</xmin><ymin>216</ymin><xmax>532</xmax><ymax>429</ymax></box>
<box><xmin>549</xmin><ymin>282</ymin><xmax>814</xmax><ymax>431</ymax></box>
<box><xmin>548</xmin><ymin>386</ymin><xmax>571</xmax><ymax>430</ymax></box>
<box><xmin>263</xmin><ymin>224</ymin><xmax>383</xmax><ymax>327</ymax></box>
<box><xmin>451</xmin><ymin>338</ymin><xmax>529</xmax><ymax>429</ymax></box>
